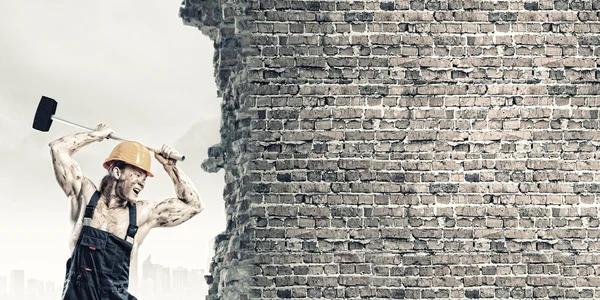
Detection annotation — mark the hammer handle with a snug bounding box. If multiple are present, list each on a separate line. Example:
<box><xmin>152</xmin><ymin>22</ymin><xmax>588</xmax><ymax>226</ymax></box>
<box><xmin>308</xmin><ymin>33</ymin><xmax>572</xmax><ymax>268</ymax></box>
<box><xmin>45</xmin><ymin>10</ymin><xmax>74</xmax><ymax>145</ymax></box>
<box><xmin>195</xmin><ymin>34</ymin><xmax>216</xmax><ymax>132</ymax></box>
<box><xmin>145</xmin><ymin>146</ymin><xmax>186</xmax><ymax>162</ymax></box>
<box><xmin>51</xmin><ymin>115</ymin><xmax>185</xmax><ymax>161</ymax></box>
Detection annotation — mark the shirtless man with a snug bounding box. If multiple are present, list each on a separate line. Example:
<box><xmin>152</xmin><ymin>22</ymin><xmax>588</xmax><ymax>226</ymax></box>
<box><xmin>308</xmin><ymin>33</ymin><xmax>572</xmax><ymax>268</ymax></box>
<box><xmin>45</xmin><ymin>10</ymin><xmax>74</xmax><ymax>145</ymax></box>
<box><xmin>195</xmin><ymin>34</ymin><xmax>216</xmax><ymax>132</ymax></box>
<box><xmin>49</xmin><ymin>123</ymin><xmax>204</xmax><ymax>300</ymax></box>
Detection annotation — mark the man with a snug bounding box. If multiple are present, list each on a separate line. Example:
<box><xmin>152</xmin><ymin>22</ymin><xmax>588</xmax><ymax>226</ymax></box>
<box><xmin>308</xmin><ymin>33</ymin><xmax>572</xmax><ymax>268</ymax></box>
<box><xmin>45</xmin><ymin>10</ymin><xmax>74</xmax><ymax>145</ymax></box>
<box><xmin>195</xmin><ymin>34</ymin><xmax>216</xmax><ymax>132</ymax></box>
<box><xmin>48</xmin><ymin>123</ymin><xmax>204</xmax><ymax>300</ymax></box>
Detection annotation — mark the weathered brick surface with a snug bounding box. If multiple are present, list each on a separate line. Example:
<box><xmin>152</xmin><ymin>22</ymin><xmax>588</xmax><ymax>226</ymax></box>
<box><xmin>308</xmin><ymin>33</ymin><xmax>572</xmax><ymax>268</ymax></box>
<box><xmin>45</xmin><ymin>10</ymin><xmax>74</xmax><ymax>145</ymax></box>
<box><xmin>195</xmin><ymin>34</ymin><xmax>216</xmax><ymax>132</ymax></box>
<box><xmin>181</xmin><ymin>0</ymin><xmax>600</xmax><ymax>298</ymax></box>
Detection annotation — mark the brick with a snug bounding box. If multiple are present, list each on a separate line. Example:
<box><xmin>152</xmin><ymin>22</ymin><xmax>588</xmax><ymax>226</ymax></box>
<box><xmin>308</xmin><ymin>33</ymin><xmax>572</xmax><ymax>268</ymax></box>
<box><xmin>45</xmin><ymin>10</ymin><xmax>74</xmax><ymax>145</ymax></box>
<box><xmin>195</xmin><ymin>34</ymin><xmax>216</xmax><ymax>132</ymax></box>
<box><xmin>183</xmin><ymin>1</ymin><xmax>600</xmax><ymax>299</ymax></box>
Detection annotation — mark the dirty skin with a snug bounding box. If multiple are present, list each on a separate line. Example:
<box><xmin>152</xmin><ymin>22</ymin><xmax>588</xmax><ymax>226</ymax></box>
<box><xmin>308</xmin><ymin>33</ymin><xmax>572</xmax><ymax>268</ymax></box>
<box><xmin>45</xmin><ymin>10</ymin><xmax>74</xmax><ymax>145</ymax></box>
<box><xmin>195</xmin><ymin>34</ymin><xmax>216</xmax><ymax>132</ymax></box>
<box><xmin>49</xmin><ymin>123</ymin><xmax>205</xmax><ymax>257</ymax></box>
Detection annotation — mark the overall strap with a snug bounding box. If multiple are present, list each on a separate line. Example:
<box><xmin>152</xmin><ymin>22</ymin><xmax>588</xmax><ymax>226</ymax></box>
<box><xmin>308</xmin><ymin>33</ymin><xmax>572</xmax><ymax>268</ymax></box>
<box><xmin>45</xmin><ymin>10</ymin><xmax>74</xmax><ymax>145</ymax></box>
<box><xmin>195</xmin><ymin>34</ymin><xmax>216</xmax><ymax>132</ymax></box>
<box><xmin>126</xmin><ymin>202</ymin><xmax>138</xmax><ymax>244</ymax></box>
<box><xmin>83</xmin><ymin>191</ymin><xmax>101</xmax><ymax>226</ymax></box>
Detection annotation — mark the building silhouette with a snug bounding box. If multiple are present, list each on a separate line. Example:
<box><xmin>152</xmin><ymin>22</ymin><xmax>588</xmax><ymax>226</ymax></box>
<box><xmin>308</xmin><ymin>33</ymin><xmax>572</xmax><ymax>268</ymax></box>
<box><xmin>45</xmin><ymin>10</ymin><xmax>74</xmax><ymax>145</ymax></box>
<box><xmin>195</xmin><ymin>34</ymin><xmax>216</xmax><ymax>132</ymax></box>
<box><xmin>25</xmin><ymin>278</ymin><xmax>43</xmax><ymax>299</ymax></box>
<box><xmin>9</xmin><ymin>270</ymin><xmax>24</xmax><ymax>299</ymax></box>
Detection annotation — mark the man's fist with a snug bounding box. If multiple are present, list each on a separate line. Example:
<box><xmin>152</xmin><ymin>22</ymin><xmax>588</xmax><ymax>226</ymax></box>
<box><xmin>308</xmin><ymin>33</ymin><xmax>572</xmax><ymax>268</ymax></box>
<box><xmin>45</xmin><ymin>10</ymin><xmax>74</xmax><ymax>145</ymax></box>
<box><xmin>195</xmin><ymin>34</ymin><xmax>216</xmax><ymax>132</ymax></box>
<box><xmin>155</xmin><ymin>144</ymin><xmax>179</xmax><ymax>166</ymax></box>
<box><xmin>94</xmin><ymin>123</ymin><xmax>115</xmax><ymax>140</ymax></box>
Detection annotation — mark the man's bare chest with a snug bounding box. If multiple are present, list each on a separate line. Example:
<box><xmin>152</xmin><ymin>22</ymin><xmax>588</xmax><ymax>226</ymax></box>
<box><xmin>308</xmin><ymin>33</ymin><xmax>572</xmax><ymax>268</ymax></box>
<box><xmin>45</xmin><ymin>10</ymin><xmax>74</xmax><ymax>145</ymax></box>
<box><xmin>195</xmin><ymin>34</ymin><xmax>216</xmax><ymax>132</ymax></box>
<box><xmin>88</xmin><ymin>204</ymin><xmax>132</xmax><ymax>238</ymax></box>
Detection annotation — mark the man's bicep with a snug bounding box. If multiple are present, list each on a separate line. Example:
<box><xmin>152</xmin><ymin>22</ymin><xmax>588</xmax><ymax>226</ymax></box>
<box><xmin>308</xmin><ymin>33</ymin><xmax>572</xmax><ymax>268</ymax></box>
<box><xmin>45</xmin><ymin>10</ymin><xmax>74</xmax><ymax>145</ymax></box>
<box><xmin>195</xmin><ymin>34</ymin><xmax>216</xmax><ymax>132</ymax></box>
<box><xmin>68</xmin><ymin>177</ymin><xmax>97</xmax><ymax>223</ymax></box>
<box><xmin>50</xmin><ymin>147</ymin><xmax>85</xmax><ymax>198</ymax></box>
<box><xmin>147</xmin><ymin>198</ymin><xmax>202</xmax><ymax>228</ymax></box>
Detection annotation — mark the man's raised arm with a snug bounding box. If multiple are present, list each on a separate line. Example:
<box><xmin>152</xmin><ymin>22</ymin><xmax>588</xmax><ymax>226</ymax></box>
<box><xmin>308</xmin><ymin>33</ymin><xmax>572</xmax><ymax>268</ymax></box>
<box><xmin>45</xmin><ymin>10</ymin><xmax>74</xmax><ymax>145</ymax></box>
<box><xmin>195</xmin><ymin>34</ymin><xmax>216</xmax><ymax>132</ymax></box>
<box><xmin>49</xmin><ymin>123</ymin><xmax>114</xmax><ymax>221</ymax></box>
<box><xmin>146</xmin><ymin>145</ymin><xmax>204</xmax><ymax>228</ymax></box>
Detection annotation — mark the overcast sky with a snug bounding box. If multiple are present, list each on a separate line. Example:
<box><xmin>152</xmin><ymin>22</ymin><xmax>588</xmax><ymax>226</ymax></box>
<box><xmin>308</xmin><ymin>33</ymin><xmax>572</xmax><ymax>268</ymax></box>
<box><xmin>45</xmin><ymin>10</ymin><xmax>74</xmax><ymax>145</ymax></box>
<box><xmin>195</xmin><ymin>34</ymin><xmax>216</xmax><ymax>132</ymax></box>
<box><xmin>0</xmin><ymin>0</ymin><xmax>226</xmax><ymax>289</ymax></box>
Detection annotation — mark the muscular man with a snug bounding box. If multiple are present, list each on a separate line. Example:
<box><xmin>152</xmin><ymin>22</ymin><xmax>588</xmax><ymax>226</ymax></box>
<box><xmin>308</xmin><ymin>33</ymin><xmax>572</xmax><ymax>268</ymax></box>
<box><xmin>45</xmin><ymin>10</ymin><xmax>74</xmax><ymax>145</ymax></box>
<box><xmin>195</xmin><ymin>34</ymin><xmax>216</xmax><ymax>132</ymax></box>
<box><xmin>49</xmin><ymin>124</ymin><xmax>204</xmax><ymax>300</ymax></box>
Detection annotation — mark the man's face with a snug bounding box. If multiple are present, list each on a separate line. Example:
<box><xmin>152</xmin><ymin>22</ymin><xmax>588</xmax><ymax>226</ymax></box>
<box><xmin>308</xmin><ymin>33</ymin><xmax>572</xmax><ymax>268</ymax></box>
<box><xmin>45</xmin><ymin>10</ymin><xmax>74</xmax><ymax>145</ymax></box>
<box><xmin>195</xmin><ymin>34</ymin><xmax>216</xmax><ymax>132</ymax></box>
<box><xmin>114</xmin><ymin>165</ymin><xmax>147</xmax><ymax>202</ymax></box>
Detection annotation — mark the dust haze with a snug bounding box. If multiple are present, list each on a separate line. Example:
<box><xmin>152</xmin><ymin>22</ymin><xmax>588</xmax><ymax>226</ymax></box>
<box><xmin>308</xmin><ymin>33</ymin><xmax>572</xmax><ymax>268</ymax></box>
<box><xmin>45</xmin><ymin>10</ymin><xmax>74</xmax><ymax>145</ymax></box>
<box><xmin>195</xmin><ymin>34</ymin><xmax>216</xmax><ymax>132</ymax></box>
<box><xmin>0</xmin><ymin>0</ymin><xmax>225</xmax><ymax>297</ymax></box>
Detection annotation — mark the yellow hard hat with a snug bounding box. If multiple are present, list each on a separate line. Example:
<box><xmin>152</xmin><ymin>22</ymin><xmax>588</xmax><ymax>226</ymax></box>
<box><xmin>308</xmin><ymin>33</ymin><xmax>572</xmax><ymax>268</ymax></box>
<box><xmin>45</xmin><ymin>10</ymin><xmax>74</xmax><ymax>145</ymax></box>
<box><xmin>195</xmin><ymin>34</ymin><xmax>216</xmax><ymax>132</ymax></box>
<box><xmin>103</xmin><ymin>141</ymin><xmax>154</xmax><ymax>177</ymax></box>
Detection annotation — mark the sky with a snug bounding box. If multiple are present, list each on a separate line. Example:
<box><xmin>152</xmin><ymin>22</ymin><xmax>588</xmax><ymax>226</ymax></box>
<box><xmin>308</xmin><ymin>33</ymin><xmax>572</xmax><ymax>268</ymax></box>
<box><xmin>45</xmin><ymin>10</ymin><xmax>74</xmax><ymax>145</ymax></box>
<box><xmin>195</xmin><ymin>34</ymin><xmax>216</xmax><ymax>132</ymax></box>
<box><xmin>0</xmin><ymin>0</ymin><xmax>226</xmax><ymax>289</ymax></box>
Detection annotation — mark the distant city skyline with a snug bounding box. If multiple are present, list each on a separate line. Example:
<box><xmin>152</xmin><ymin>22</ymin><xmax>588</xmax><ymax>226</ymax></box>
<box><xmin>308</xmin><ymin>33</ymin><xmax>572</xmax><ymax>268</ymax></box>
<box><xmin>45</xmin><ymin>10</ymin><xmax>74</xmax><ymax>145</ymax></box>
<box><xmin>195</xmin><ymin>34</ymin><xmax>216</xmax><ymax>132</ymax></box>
<box><xmin>0</xmin><ymin>253</ymin><xmax>210</xmax><ymax>300</ymax></box>
<box><xmin>0</xmin><ymin>269</ymin><xmax>61</xmax><ymax>300</ymax></box>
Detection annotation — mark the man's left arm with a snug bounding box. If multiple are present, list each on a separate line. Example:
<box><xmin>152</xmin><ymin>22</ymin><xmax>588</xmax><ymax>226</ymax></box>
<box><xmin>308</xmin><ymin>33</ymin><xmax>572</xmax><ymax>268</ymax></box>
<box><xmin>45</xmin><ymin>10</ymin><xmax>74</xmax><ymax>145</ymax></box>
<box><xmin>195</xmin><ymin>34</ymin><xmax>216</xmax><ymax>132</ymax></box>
<box><xmin>147</xmin><ymin>146</ymin><xmax>204</xmax><ymax>228</ymax></box>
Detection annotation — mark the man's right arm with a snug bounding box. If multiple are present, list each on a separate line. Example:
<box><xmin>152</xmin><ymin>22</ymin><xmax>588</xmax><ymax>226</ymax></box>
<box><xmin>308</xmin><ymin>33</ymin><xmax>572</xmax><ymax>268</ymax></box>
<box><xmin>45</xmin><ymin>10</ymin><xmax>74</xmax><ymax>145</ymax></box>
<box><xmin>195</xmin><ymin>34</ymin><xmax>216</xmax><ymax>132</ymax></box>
<box><xmin>49</xmin><ymin>124</ymin><xmax>114</xmax><ymax>221</ymax></box>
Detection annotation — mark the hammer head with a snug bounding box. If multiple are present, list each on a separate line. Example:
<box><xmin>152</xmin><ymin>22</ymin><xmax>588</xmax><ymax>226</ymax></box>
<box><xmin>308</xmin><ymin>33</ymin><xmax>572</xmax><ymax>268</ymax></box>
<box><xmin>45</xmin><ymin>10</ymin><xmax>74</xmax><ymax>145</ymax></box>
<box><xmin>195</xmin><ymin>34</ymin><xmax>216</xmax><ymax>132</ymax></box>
<box><xmin>32</xmin><ymin>96</ymin><xmax>58</xmax><ymax>132</ymax></box>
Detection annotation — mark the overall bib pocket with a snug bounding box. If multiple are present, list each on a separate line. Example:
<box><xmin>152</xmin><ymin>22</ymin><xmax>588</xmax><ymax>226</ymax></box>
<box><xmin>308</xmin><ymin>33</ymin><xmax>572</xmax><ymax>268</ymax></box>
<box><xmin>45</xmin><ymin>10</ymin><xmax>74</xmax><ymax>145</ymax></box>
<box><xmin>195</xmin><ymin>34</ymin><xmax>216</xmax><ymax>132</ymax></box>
<box><xmin>79</xmin><ymin>234</ymin><xmax>115</xmax><ymax>274</ymax></box>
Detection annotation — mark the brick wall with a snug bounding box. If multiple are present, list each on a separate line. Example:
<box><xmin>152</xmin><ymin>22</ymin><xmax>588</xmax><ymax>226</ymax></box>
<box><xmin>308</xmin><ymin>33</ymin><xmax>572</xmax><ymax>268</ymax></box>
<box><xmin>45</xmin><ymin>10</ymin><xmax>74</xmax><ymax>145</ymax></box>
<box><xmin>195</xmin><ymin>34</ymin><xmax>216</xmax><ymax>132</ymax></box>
<box><xmin>180</xmin><ymin>0</ymin><xmax>600</xmax><ymax>298</ymax></box>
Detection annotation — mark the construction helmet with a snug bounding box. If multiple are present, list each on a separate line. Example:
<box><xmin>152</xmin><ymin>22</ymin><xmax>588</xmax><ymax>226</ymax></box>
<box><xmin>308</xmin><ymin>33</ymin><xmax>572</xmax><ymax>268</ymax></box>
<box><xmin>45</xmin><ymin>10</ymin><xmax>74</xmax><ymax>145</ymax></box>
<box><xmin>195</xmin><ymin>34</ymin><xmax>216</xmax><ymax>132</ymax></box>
<box><xmin>103</xmin><ymin>141</ymin><xmax>154</xmax><ymax>177</ymax></box>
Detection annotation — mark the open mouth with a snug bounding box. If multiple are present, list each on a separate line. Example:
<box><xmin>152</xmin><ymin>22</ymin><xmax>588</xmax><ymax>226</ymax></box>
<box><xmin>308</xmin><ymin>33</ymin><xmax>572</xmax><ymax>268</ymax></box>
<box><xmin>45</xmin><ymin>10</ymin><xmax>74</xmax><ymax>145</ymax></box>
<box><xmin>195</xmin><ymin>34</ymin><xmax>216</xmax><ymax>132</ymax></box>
<box><xmin>133</xmin><ymin>188</ymin><xmax>140</xmax><ymax>196</ymax></box>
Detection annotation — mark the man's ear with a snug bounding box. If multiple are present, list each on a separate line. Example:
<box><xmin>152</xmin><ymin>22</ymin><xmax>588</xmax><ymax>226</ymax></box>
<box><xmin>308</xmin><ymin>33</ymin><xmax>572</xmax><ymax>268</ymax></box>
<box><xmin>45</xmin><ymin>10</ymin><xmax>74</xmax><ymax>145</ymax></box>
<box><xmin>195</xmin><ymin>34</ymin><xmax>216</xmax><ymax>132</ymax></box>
<box><xmin>111</xmin><ymin>166</ymin><xmax>122</xmax><ymax>179</ymax></box>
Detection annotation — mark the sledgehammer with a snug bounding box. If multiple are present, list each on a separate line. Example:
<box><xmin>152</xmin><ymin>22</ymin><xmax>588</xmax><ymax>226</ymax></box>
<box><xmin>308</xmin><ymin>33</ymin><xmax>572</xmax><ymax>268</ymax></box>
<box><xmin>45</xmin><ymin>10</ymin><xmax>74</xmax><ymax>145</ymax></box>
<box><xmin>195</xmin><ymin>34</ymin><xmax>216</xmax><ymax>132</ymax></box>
<box><xmin>32</xmin><ymin>96</ymin><xmax>185</xmax><ymax>161</ymax></box>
